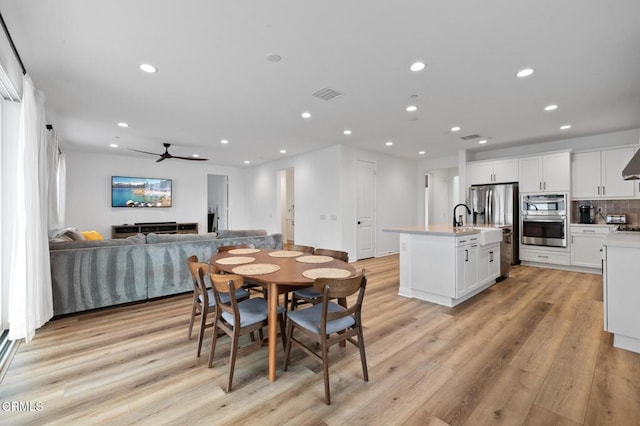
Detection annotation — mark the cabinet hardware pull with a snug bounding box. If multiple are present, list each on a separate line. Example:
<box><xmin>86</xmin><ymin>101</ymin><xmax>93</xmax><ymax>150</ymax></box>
<box><xmin>583</xmin><ymin>229</ymin><xmax>595</xmax><ymax>233</ymax></box>
<box><xmin>539</xmin><ymin>182</ymin><xmax>542</xmax><ymax>190</ymax></box>
<box><xmin>571</xmin><ymin>235</ymin><xmax>574</xmax><ymax>244</ymax></box>
<box><xmin>544</xmin><ymin>182</ymin><xmax>546</xmax><ymax>190</ymax></box>
<box><xmin>465</xmin><ymin>249</ymin><xmax>468</xmax><ymax>262</ymax></box>
<box><xmin>598</xmin><ymin>186</ymin><xmax>601</xmax><ymax>195</ymax></box>
<box><xmin>538</xmin><ymin>255</ymin><xmax>549</xmax><ymax>258</ymax></box>
<box><xmin>490</xmin><ymin>251</ymin><xmax>494</xmax><ymax>262</ymax></box>
<box><xmin>602</xmin><ymin>186</ymin><xmax>605</xmax><ymax>195</ymax></box>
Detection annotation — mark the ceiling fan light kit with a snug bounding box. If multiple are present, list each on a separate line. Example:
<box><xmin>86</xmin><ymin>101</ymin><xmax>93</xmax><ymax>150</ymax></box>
<box><xmin>128</xmin><ymin>143</ymin><xmax>207</xmax><ymax>162</ymax></box>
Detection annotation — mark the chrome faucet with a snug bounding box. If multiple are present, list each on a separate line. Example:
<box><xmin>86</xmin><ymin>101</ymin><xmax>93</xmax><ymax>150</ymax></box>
<box><xmin>453</xmin><ymin>203</ymin><xmax>471</xmax><ymax>227</ymax></box>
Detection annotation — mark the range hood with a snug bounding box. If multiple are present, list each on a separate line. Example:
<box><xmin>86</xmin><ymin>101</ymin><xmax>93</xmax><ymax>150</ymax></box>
<box><xmin>622</xmin><ymin>148</ymin><xmax>640</xmax><ymax>180</ymax></box>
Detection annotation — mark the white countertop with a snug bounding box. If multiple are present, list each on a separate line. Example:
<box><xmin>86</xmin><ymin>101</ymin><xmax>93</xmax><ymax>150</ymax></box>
<box><xmin>383</xmin><ymin>224</ymin><xmax>504</xmax><ymax>237</ymax></box>
<box><xmin>604</xmin><ymin>232</ymin><xmax>640</xmax><ymax>248</ymax></box>
<box><xmin>570</xmin><ymin>223</ymin><xmax>618</xmax><ymax>229</ymax></box>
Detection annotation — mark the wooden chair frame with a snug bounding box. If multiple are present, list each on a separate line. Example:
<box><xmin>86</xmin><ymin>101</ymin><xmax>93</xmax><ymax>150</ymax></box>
<box><xmin>283</xmin><ymin>271</ymin><xmax>368</xmax><ymax>404</ymax></box>
<box><xmin>207</xmin><ymin>271</ymin><xmax>286</xmax><ymax>392</ymax></box>
<box><xmin>290</xmin><ymin>248</ymin><xmax>349</xmax><ymax>311</ymax></box>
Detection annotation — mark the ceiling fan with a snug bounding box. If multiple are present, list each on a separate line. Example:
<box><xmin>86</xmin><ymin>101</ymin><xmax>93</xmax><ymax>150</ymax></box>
<box><xmin>129</xmin><ymin>143</ymin><xmax>208</xmax><ymax>162</ymax></box>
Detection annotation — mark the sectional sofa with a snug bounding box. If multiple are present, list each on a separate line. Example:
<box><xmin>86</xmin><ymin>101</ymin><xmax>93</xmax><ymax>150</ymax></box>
<box><xmin>49</xmin><ymin>230</ymin><xmax>282</xmax><ymax>316</ymax></box>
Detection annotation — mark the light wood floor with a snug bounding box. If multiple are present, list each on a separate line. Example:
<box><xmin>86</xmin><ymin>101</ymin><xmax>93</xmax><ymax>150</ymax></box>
<box><xmin>2</xmin><ymin>256</ymin><xmax>640</xmax><ymax>425</ymax></box>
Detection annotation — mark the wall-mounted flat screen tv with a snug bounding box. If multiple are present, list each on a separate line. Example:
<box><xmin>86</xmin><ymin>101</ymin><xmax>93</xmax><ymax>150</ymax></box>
<box><xmin>111</xmin><ymin>176</ymin><xmax>172</xmax><ymax>208</ymax></box>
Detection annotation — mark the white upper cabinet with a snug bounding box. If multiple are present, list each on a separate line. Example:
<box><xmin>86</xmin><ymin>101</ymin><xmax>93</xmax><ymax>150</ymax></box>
<box><xmin>468</xmin><ymin>158</ymin><xmax>518</xmax><ymax>185</ymax></box>
<box><xmin>572</xmin><ymin>147</ymin><xmax>635</xmax><ymax>198</ymax></box>
<box><xmin>519</xmin><ymin>152</ymin><xmax>570</xmax><ymax>193</ymax></box>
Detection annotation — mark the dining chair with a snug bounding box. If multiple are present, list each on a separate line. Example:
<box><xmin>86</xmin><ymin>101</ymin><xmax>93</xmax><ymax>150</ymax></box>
<box><xmin>283</xmin><ymin>270</ymin><xmax>368</xmax><ymax>405</ymax></box>
<box><xmin>214</xmin><ymin>244</ymin><xmax>265</xmax><ymax>296</ymax></box>
<box><xmin>290</xmin><ymin>248</ymin><xmax>349</xmax><ymax>310</ymax></box>
<box><xmin>287</xmin><ymin>244</ymin><xmax>315</xmax><ymax>253</ymax></box>
<box><xmin>279</xmin><ymin>244</ymin><xmax>316</xmax><ymax>309</ymax></box>
<box><xmin>207</xmin><ymin>271</ymin><xmax>287</xmax><ymax>392</ymax></box>
<box><xmin>186</xmin><ymin>256</ymin><xmax>250</xmax><ymax>357</ymax></box>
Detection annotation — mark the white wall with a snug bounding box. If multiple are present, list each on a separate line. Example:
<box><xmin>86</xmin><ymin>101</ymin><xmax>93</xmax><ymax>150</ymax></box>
<box><xmin>243</xmin><ymin>144</ymin><xmax>418</xmax><ymax>259</ymax></box>
<box><xmin>64</xmin><ymin>150</ymin><xmax>248</xmax><ymax>237</ymax></box>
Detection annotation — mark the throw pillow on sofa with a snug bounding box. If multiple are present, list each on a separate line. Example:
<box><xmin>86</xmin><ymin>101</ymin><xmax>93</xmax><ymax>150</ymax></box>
<box><xmin>82</xmin><ymin>230</ymin><xmax>104</xmax><ymax>240</ymax></box>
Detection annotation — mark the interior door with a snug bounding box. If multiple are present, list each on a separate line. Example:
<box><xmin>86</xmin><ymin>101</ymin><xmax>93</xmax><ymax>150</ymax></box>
<box><xmin>357</xmin><ymin>161</ymin><xmax>376</xmax><ymax>260</ymax></box>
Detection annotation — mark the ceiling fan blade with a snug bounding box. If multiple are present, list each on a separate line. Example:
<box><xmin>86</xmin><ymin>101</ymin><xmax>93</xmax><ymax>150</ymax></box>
<box><xmin>129</xmin><ymin>148</ymin><xmax>162</xmax><ymax>156</ymax></box>
<box><xmin>156</xmin><ymin>157</ymin><xmax>167</xmax><ymax>163</ymax></box>
<box><xmin>171</xmin><ymin>155</ymin><xmax>208</xmax><ymax>161</ymax></box>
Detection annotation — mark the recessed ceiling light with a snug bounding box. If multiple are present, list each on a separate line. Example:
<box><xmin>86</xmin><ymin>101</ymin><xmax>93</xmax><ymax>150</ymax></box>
<box><xmin>280</xmin><ymin>149</ymin><xmax>287</xmax><ymax>154</ymax></box>
<box><xmin>406</xmin><ymin>105</ymin><xmax>418</xmax><ymax>112</ymax></box>
<box><xmin>301</xmin><ymin>112</ymin><xmax>311</xmax><ymax>119</ymax></box>
<box><xmin>516</xmin><ymin>68</ymin><xmax>534</xmax><ymax>78</ymax></box>
<box><xmin>451</xmin><ymin>126</ymin><xmax>461</xmax><ymax>132</ymax></box>
<box><xmin>192</xmin><ymin>154</ymin><xmax>200</xmax><ymax>158</ymax></box>
<box><xmin>385</xmin><ymin>141</ymin><xmax>393</xmax><ymax>146</ymax></box>
<box><xmin>139</xmin><ymin>63</ymin><xmax>157</xmax><ymax>73</ymax></box>
<box><xmin>478</xmin><ymin>140</ymin><xmax>488</xmax><ymax>144</ymax></box>
<box><xmin>109</xmin><ymin>144</ymin><xmax>118</xmax><ymax>148</ymax></box>
<box><xmin>418</xmin><ymin>151</ymin><xmax>426</xmax><ymax>155</ymax></box>
<box><xmin>410</xmin><ymin>61</ymin><xmax>426</xmax><ymax>72</ymax></box>
<box><xmin>544</xmin><ymin>104</ymin><xmax>558</xmax><ymax>111</ymax></box>
<box><xmin>244</xmin><ymin>160</ymin><xmax>251</xmax><ymax>164</ymax></box>
<box><xmin>560</xmin><ymin>124</ymin><xmax>572</xmax><ymax>130</ymax></box>
<box><xmin>343</xmin><ymin>130</ymin><xmax>352</xmax><ymax>135</ymax></box>
<box><xmin>220</xmin><ymin>139</ymin><xmax>229</xmax><ymax>144</ymax></box>
<box><xmin>266</xmin><ymin>53</ymin><xmax>282</xmax><ymax>62</ymax></box>
<box><xmin>117</xmin><ymin>122</ymin><xmax>128</xmax><ymax>128</ymax></box>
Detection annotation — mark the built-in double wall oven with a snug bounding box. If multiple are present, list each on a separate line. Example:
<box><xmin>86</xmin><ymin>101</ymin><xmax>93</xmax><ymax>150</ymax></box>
<box><xmin>520</xmin><ymin>193</ymin><xmax>567</xmax><ymax>248</ymax></box>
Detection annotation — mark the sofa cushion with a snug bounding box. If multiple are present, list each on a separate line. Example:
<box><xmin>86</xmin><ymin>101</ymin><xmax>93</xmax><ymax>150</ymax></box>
<box><xmin>49</xmin><ymin>238</ymin><xmax>134</xmax><ymax>250</ymax></box>
<box><xmin>126</xmin><ymin>233</ymin><xmax>147</xmax><ymax>245</ymax></box>
<box><xmin>216</xmin><ymin>229</ymin><xmax>267</xmax><ymax>238</ymax></box>
<box><xmin>146</xmin><ymin>232</ymin><xmax>217</xmax><ymax>244</ymax></box>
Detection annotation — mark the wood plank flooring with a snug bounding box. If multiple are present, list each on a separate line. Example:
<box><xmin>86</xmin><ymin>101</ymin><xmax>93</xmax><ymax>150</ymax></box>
<box><xmin>2</xmin><ymin>256</ymin><xmax>640</xmax><ymax>425</ymax></box>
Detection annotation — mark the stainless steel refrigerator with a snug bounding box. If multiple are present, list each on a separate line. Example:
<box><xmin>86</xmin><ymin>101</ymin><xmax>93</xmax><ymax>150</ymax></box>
<box><xmin>469</xmin><ymin>183</ymin><xmax>520</xmax><ymax>276</ymax></box>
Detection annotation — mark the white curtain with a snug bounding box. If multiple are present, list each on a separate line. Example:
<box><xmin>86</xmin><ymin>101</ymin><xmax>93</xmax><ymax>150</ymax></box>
<box><xmin>48</xmin><ymin>129</ymin><xmax>66</xmax><ymax>235</ymax></box>
<box><xmin>7</xmin><ymin>74</ymin><xmax>54</xmax><ymax>342</ymax></box>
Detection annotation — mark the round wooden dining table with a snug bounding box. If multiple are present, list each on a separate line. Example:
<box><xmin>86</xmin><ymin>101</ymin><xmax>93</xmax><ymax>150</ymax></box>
<box><xmin>210</xmin><ymin>248</ymin><xmax>355</xmax><ymax>382</ymax></box>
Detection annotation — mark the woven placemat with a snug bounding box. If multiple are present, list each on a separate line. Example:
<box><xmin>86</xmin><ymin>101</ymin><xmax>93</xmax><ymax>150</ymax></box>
<box><xmin>268</xmin><ymin>250</ymin><xmax>303</xmax><ymax>258</ymax></box>
<box><xmin>295</xmin><ymin>255</ymin><xmax>334</xmax><ymax>264</ymax></box>
<box><xmin>302</xmin><ymin>268</ymin><xmax>352</xmax><ymax>279</ymax></box>
<box><xmin>215</xmin><ymin>256</ymin><xmax>255</xmax><ymax>265</ymax></box>
<box><xmin>228</xmin><ymin>248</ymin><xmax>260</xmax><ymax>255</ymax></box>
<box><xmin>232</xmin><ymin>263</ymin><xmax>280</xmax><ymax>275</ymax></box>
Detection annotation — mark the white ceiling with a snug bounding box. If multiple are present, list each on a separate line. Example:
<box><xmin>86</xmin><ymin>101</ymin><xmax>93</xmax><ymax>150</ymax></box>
<box><xmin>2</xmin><ymin>0</ymin><xmax>640</xmax><ymax>166</ymax></box>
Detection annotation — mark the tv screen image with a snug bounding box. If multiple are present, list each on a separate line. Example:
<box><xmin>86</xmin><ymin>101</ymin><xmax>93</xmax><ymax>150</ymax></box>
<box><xmin>111</xmin><ymin>176</ymin><xmax>172</xmax><ymax>208</ymax></box>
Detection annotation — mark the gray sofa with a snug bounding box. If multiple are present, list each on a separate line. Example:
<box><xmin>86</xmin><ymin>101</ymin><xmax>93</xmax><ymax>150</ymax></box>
<box><xmin>49</xmin><ymin>230</ymin><xmax>282</xmax><ymax>316</ymax></box>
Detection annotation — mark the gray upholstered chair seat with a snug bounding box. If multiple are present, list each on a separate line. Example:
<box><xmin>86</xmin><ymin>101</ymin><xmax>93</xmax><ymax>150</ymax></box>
<box><xmin>199</xmin><ymin>288</ymin><xmax>249</xmax><ymax>307</ymax></box>
<box><xmin>287</xmin><ymin>302</ymin><xmax>355</xmax><ymax>335</ymax></box>
<box><xmin>221</xmin><ymin>298</ymin><xmax>285</xmax><ymax>327</ymax></box>
<box><xmin>293</xmin><ymin>287</ymin><xmax>321</xmax><ymax>299</ymax></box>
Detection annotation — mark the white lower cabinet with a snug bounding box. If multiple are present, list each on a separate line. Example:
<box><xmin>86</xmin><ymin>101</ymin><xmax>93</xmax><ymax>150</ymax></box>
<box><xmin>456</xmin><ymin>240</ymin><xmax>478</xmax><ymax>297</ymax></box>
<box><xmin>570</xmin><ymin>225</ymin><xmax>614</xmax><ymax>269</ymax></box>
<box><xmin>603</xmin><ymin>234</ymin><xmax>640</xmax><ymax>354</ymax></box>
<box><xmin>478</xmin><ymin>244</ymin><xmax>500</xmax><ymax>286</ymax></box>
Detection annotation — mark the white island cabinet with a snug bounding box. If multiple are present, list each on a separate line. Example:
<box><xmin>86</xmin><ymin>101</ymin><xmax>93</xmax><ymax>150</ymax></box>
<box><xmin>384</xmin><ymin>225</ymin><xmax>502</xmax><ymax>307</ymax></box>
<box><xmin>603</xmin><ymin>232</ymin><xmax>640</xmax><ymax>354</ymax></box>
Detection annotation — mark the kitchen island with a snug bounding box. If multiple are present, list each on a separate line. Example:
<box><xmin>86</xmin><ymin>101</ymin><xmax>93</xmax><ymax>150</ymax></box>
<box><xmin>384</xmin><ymin>225</ymin><xmax>502</xmax><ymax>307</ymax></box>
<box><xmin>603</xmin><ymin>232</ymin><xmax>640</xmax><ymax>354</ymax></box>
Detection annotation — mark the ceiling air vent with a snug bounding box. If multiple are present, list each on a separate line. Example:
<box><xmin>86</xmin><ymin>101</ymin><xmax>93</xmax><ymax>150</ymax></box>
<box><xmin>312</xmin><ymin>87</ymin><xmax>343</xmax><ymax>101</ymax></box>
<box><xmin>460</xmin><ymin>134</ymin><xmax>482</xmax><ymax>141</ymax></box>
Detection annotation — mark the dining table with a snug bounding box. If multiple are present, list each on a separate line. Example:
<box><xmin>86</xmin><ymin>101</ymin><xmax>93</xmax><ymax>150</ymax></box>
<box><xmin>210</xmin><ymin>248</ymin><xmax>355</xmax><ymax>382</ymax></box>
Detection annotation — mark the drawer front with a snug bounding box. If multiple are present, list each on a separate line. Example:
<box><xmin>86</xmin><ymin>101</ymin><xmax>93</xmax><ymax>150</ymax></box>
<box><xmin>456</xmin><ymin>235</ymin><xmax>479</xmax><ymax>246</ymax></box>
<box><xmin>521</xmin><ymin>248</ymin><xmax>571</xmax><ymax>265</ymax></box>
<box><xmin>570</xmin><ymin>225</ymin><xmax>613</xmax><ymax>235</ymax></box>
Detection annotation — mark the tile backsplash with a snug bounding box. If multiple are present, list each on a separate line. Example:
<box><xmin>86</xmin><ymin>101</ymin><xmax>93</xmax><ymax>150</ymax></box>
<box><xmin>571</xmin><ymin>199</ymin><xmax>640</xmax><ymax>224</ymax></box>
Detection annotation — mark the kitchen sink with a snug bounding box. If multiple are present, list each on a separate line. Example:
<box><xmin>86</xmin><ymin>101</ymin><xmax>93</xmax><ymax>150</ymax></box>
<box><xmin>474</xmin><ymin>228</ymin><xmax>503</xmax><ymax>246</ymax></box>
